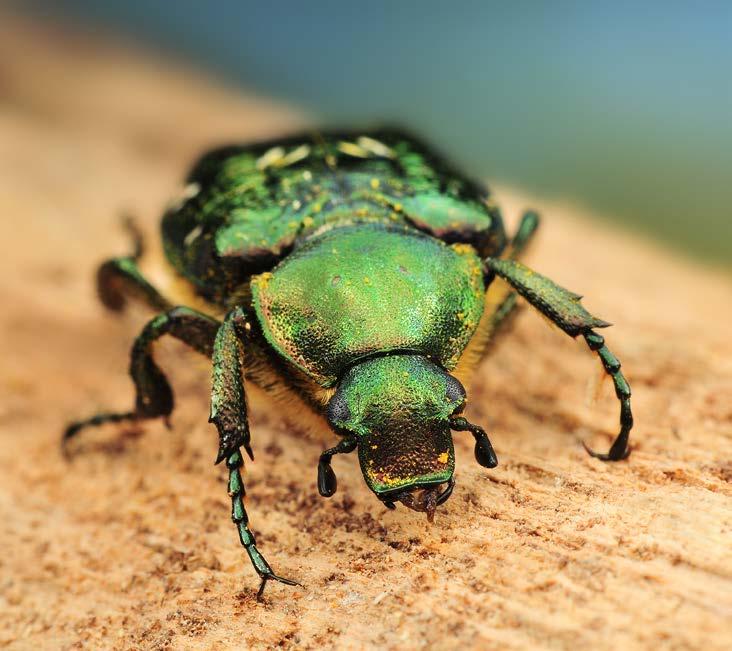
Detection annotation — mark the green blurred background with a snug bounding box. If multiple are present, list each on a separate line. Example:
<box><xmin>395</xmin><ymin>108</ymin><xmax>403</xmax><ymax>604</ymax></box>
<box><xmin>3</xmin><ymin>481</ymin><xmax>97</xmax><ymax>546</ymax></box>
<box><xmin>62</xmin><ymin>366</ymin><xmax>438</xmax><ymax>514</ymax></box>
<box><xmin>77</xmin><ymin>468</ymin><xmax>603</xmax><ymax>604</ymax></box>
<box><xmin>25</xmin><ymin>1</ymin><xmax>732</xmax><ymax>268</ymax></box>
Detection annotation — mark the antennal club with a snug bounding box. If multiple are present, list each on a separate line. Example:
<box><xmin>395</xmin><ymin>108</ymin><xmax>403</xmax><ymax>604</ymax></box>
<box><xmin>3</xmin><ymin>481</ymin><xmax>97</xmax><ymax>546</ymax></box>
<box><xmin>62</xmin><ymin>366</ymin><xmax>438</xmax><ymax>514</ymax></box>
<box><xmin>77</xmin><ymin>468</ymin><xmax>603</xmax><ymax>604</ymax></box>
<box><xmin>317</xmin><ymin>438</ymin><xmax>357</xmax><ymax>497</ymax></box>
<box><xmin>450</xmin><ymin>416</ymin><xmax>498</xmax><ymax>468</ymax></box>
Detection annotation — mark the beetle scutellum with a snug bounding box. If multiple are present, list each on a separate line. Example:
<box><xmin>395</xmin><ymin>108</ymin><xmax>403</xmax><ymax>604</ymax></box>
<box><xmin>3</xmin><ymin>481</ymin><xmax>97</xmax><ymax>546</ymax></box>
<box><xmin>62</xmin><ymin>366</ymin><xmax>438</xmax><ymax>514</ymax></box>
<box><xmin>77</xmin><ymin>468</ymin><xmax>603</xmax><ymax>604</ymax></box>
<box><xmin>66</xmin><ymin>129</ymin><xmax>633</xmax><ymax>597</ymax></box>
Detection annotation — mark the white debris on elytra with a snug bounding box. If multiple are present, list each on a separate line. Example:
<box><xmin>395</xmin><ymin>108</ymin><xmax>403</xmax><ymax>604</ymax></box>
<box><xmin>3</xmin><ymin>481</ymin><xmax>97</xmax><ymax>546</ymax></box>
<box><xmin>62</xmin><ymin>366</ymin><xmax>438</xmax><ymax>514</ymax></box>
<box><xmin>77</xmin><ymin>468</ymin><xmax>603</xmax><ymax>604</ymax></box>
<box><xmin>357</xmin><ymin>136</ymin><xmax>395</xmax><ymax>158</ymax></box>
<box><xmin>183</xmin><ymin>225</ymin><xmax>203</xmax><ymax>246</ymax></box>
<box><xmin>275</xmin><ymin>144</ymin><xmax>311</xmax><ymax>168</ymax></box>
<box><xmin>256</xmin><ymin>146</ymin><xmax>285</xmax><ymax>170</ymax></box>
<box><xmin>337</xmin><ymin>140</ymin><xmax>370</xmax><ymax>158</ymax></box>
<box><xmin>182</xmin><ymin>182</ymin><xmax>200</xmax><ymax>200</ymax></box>
<box><xmin>257</xmin><ymin>144</ymin><xmax>311</xmax><ymax>170</ymax></box>
<box><xmin>167</xmin><ymin>182</ymin><xmax>201</xmax><ymax>212</ymax></box>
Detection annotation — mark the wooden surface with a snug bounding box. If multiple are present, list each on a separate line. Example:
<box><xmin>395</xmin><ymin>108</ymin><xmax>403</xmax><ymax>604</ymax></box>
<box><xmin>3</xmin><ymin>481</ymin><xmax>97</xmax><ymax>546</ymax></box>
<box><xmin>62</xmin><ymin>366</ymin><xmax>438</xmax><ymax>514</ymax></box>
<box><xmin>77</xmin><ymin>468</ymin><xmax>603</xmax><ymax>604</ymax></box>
<box><xmin>1</xmin><ymin>14</ymin><xmax>730</xmax><ymax>651</ymax></box>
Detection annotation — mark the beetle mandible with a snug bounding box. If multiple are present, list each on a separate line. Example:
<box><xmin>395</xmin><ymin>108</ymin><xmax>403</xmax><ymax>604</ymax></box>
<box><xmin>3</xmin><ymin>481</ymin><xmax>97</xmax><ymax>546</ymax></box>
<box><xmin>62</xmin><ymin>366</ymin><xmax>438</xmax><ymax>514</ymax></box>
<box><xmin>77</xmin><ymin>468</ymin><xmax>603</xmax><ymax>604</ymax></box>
<box><xmin>65</xmin><ymin>129</ymin><xmax>633</xmax><ymax>598</ymax></box>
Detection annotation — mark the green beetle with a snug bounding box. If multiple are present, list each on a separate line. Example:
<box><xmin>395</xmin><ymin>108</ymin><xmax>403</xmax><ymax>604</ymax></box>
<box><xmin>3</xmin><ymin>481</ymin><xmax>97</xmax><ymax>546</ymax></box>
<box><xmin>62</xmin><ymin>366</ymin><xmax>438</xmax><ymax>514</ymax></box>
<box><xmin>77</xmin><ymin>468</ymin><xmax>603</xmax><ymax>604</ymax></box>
<box><xmin>65</xmin><ymin>129</ymin><xmax>632</xmax><ymax>597</ymax></box>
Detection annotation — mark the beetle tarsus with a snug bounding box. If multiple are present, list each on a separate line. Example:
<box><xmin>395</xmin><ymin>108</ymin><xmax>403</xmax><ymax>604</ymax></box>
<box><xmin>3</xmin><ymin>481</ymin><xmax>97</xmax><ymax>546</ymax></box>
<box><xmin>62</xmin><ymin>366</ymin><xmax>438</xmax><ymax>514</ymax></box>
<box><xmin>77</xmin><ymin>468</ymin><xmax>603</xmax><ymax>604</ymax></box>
<box><xmin>580</xmin><ymin>330</ymin><xmax>633</xmax><ymax>461</ymax></box>
<box><xmin>512</xmin><ymin>211</ymin><xmax>541</xmax><ymax>255</ymax></box>
<box><xmin>65</xmin><ymin>306</ymin><xmax>221</xmax><ymax>458</ymax></box>
<box><xmin>93</xmin><ymin>215</ymin><xmax>172</xmax><ymax>313</ymax></box>
<box><xmin>257</xmin><ymin>573</ymin><xmax>302</xmax><ymax>601</ymax></box>
<box><xmin>582</xmin><ymin>440</ymin><xmax>631</xmax><ymax>462</ymax></box>
<box><xmin>226</xmin><ymin>449</ymin><xmax>301</xmax><ymax>597</ymax></box>
<box><xmin>121</xmin><ymin>213</ymin><xmax>145</xmax><ymax>261</ymax></box>
<box><xmin>61</xmin><ymin>411</ymin><xmax>138</xmax><ymax>457</ymax></box>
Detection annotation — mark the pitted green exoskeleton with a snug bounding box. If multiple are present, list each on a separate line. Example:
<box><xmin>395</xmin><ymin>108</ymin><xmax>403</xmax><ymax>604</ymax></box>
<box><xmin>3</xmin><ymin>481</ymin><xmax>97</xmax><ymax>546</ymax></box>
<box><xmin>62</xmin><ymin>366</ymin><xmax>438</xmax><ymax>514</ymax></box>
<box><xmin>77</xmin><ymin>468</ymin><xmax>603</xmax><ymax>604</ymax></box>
<box><xmin>65</xmin><ymin>129</ymin><xmax>633</xmax><ymax>597</ymax></box>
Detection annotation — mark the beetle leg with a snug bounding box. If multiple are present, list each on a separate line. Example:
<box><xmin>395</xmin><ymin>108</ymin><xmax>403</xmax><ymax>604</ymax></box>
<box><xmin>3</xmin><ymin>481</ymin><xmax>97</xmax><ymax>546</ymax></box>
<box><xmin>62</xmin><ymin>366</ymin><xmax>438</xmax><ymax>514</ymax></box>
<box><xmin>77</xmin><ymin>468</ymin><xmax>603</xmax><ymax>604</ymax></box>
<box><xmin>62</xmin><ymin>306</ymin><xmax>219</xmax><ymax>454</ymax></box>
<box><xmin>97</xmin><ymin>257</ymin><xmax>171</xmax><ymax>313</ymax></box>
<box><xmin>505</xmin><ymin>210</ymin><xmax>540</xmax><ymax>259</ymax></box>
<box><xmin>211</xmin><ymin>307</ymin><xmax>300</xmax><ymax>597</ymax></box>
<box><xmin>581</xmin><ymin>331</ymin><xmax>632</xmax><ymax>460</ymax></box>
<box><xmin>483</xmin><ymin>211</ymin><xmax>542</xmax><ymax>332</ymax></box>
<box><xmin>209</xmin><ymin>307</ymin><xmax>255</xmax><ymax>464</ymax></box>
<box><xmin>97</xmin><ymin>216</ymin><xmax>172</xmax><ymax>313</ymax></box>
<box><xmin>463</xmin><ymin>211</ymin><xmax>541</xmax><ymax>373</ymax></box>
<box><xmin>226</xmin><ymin>449</ymin><xmax>302</xmax><ymax>600</ymax></box>
<box><xmin>483</xmin><ymin>257</ymin><xmax>633</xmax><ymax>461</ymax></box>
<box><xmin>317</xmin><ymin>438</ymin><xmax>358</xmax><ymax>497</ymax></box>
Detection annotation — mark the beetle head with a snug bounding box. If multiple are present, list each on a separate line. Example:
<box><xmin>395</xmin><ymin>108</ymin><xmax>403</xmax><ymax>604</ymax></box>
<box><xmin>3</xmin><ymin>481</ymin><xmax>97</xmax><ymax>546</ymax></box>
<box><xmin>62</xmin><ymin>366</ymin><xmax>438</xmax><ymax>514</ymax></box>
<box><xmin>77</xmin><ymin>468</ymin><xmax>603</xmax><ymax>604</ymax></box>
<box><xmin>327</xmin><ymin>354</ymin><xmax>466</xmax><ymax>520</ymax></box>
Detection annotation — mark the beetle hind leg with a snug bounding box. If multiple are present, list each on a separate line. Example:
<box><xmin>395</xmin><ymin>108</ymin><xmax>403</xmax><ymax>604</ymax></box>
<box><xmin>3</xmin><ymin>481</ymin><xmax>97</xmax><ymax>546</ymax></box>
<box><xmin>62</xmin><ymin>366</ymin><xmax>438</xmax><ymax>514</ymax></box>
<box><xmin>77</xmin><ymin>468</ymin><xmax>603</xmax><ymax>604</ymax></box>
<box><xmin>97</xmin><ymin>216</ymin><xmax>172</xmax><ymax>313</ymax></box>
<box><xmin>62</xmin><ymin>306</ymin><xmax>219</xmax><ymax>455</ymax></box>
<box><xmin>506</xmin><ymin>210</ymin><xmax>540</xmax><ymax>259</ymax></box>
<box><xmin>62</xmin><ymin>411</ymin><xmax>139</xmax><ymax>451</ymax></box>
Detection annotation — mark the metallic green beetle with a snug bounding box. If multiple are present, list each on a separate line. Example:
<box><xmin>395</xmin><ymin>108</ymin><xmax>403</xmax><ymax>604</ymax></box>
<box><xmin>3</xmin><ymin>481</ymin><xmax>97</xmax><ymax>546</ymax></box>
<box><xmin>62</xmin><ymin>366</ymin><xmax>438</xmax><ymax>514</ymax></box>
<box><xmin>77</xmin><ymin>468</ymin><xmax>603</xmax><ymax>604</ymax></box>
<box><xmin>65</xmin><ymin>129</ymin><xmax>632</xmax><ymax>597</ymax></box>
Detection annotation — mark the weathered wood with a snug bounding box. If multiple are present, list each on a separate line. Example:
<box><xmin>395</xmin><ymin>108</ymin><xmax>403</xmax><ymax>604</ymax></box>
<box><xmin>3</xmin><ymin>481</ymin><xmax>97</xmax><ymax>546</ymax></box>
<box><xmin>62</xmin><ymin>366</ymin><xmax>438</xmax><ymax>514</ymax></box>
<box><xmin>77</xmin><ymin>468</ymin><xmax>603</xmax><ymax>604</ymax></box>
<box><xmin>1</xmin><ymin>13</ymin><xmax>730</xmax><ymax>651</ymax></box>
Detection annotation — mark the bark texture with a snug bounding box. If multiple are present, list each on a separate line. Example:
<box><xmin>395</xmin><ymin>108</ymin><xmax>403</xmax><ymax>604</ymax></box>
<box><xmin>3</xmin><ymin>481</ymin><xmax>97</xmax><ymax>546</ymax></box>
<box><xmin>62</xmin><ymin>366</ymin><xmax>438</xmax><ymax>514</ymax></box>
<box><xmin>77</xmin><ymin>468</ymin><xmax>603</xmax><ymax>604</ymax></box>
<box><xmin>1</xmin><ymin>14</ymin><xmax>730</xmax><ymax>651</ymax></box>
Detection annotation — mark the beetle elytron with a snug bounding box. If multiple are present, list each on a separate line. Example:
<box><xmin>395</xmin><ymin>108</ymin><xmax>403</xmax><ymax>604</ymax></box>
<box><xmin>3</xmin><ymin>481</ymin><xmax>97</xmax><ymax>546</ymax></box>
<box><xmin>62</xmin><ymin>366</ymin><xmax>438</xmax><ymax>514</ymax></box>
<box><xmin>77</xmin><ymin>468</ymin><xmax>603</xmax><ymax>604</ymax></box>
<box><xmin>65</xmin><ymin>129</ymin><xmax>633</xmax><ymax>597</ymax></box>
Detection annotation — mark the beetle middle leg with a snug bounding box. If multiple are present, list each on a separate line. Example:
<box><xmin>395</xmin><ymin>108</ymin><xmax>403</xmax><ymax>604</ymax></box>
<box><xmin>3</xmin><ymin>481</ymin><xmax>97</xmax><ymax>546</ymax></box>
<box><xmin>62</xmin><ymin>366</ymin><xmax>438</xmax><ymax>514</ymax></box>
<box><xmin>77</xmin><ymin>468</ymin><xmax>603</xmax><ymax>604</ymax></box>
<box><xmin>484</xmin><ymin>256</ymin><xmax>633</xmax><ymax>461</ymax></box>
<box><xmin>62</xmin><ymin>306</ymin><xmax>219</xmax><ymax>452</ymax></box>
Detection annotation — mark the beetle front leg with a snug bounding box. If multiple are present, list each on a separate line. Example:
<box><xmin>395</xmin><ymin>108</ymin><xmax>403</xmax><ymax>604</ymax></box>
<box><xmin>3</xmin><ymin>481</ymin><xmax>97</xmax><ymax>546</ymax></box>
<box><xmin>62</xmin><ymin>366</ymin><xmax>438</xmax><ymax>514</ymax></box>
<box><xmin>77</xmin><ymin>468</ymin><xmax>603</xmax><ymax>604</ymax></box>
<box><xmin>210</xmin><ymin>307</ymin><xmax>301</xmax><ymax>598</ymax></box>
<box><xmin>484</xmin><ymin>257</ymin><xmax>633</xmax><ymax>461</ymax></box>
<box><xmin>582</xmin><ymin>331</ymin><xmax>632</xmax><ymax>460</ymax></box>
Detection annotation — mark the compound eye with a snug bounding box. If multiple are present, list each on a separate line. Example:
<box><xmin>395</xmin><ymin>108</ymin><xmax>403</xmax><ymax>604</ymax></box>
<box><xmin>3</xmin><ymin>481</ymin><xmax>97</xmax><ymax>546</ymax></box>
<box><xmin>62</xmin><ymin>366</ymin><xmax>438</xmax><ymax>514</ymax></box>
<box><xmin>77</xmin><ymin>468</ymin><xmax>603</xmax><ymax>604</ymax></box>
<box><xmin>326</xmin><ymin>390</ymin><xmax>351</xmax><ymax>427</ymax></box>
<box><xmin>444</xmin><ymin>374</ymin><xmax>466</xmax><ymax>411</ymax></box>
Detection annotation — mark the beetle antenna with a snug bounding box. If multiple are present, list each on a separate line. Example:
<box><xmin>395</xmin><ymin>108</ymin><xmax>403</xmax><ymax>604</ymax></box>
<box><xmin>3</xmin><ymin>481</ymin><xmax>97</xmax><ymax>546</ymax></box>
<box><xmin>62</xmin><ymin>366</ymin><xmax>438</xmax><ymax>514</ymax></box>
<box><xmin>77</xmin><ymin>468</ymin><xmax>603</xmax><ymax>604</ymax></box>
<box><xmin>450</xmin><ymin>416</ymin><xmax>498</xmax><ymax>469</ymax></box>
<box><xmin>317</xmin><ymin>438</ymin><xmax>358</xmax><ymax>497</ymax></box>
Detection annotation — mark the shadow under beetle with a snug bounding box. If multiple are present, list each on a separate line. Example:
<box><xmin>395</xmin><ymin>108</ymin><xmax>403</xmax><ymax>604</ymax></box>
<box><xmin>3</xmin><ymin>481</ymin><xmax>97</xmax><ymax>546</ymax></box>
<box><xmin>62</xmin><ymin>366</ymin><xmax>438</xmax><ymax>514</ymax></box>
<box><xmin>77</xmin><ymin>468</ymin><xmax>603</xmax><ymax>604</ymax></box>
<box><xmin>65</xmin><ymin>129</ymin><xmax>633</xmax><ymax>598</ymax></box>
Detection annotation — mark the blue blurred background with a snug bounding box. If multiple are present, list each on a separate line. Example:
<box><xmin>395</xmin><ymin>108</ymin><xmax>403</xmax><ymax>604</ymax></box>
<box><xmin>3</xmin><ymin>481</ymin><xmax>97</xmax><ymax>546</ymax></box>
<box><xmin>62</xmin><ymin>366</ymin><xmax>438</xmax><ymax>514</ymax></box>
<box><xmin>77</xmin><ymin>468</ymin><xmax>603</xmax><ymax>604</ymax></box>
<box><xmin>25</xmin><ymin>1</ymin><xmax>732</xmax><ymax>267</ymax></box>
